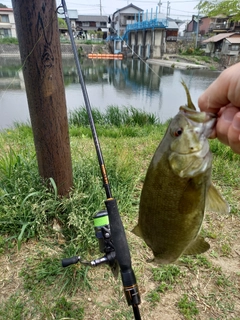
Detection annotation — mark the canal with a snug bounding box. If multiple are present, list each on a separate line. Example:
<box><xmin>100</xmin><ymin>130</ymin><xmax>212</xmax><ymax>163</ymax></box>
<box><xmin>0</xmin><ymin>57</ymin><xmax>220</xmax><ymax>130</ymax></box>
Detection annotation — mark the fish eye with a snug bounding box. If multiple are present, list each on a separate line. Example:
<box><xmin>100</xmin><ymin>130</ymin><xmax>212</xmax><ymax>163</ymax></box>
<box><xmin>174</xmin><ymin>128</ymin><xmax>183</xmax><ymax>137</ymax></box>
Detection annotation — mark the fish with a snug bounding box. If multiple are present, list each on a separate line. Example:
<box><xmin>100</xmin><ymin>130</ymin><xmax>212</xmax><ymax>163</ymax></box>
<box><xmin>132</xmin><ymin>81</ymin><xmax>229</xmax><ymax>264</ymax></box>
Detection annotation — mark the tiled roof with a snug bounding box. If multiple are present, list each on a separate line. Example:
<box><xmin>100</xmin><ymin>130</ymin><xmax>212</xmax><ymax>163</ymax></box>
<box><xmin>77</xmin><ymin>15</ymin><xmax>108</xmax><ymax>22</ymax></box>
<box><xmin>203</xmin><ymin>32</ymin><xmax>236</xmax><ymax>43</ymax></box>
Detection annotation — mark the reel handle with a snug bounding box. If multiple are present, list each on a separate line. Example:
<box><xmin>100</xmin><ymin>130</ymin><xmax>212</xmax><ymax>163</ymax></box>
<box><xmin>62</xmin><ymin>256</ymin><xmax>80</xmax><ymax>267</ymax></box>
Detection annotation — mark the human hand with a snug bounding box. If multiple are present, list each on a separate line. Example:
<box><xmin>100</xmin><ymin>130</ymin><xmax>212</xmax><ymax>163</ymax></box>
<box><xmin>198</xmin><ymin>62</ymin><xmax>240</xmax><ymax>154</ymax></box>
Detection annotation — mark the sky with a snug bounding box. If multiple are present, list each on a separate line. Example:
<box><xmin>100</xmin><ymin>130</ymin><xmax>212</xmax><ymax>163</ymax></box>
<box><xmin>1</xmin><ymin>0</ymin><xmax>200</xmax><ymax>21</ymax></box>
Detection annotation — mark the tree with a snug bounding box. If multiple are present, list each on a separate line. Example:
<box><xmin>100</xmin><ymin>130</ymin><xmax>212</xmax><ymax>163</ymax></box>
<box><xmin>0</xmin><ymin>3</ymin><xmax>7</xmax><ymax>7</ymax></box>
<box><xmin>198</xmin><ymin>0</ymin><xmax>240</xmax><ymax>21</ymax></box>
<box><xmin>12</xmin><ymin>0</ymin><xmax>73</xmax><ymax>196</ymax></box>
<box><xmin>58</xmin><ymin>17</ymin><xmax>67</xmax><ymax>29</ymax></box>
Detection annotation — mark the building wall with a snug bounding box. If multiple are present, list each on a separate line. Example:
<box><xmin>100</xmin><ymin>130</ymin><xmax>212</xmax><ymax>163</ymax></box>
<box><xmin>0</xmin><ymin>9</ymin><xmax>16</xmax><ymax>38</ymax></box>
<box><xmin>114</xmin><ymin>7</ymin><xmax>142</xmax><ymax>35</ymax></box>
<box><xmin>199</xmin><ymin>17</ymin><xmax>211</xmax><ymax>35</ymax></box>
<box><xmin>186</xmin><ymin>20</ymin><xmax>194</xmax><ymax>32</ymax></box>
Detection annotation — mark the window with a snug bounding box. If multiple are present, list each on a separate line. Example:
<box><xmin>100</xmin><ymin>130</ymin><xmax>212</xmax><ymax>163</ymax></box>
<box><xmin>0</xmin><ymin>28</ymin><xmax>12</xmax><ymax>37</ymax></box>
<box><xmin>82</xmin><ymin>22</ymin><xmax>89</xmax><ymax>27</ymax></box>
<box><xmin>230</xmin><ymin>45</ymin><xmax>239</xmax><ymax>51</ymax></box>
<box><xmin>0</xmin><ymin>15</ymin><xmax>9</xmax><ymax>23</ymax></box>
<box><xmin>100</xmin><ymin>22</ymin><xmax>106</xmax><ymax>27</ymax></box>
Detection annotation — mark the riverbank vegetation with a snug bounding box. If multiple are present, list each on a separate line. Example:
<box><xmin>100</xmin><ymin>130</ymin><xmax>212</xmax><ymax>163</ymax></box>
<box><xmin>0</xmin><ymin>106</ymin><xmax>239</xmax><ymax>319</ymax></box>
<box><xmin>168</xmin><ymin>48</ymin><xmax>221</xmax><ymax>71</ymax></box>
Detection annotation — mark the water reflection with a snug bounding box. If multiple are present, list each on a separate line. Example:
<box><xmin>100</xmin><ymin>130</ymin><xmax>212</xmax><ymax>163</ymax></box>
<box><xmin>0</xmin><ymin>56</ymin><xmax>220</xmax><ymax>129</ymax></box>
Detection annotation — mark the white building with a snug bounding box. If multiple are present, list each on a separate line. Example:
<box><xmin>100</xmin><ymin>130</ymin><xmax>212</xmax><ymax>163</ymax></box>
<box><xmin>111</xmin><ymin>3</ymin><xmax>143</xmax><ymax>36</ymax></box>
<box><xmin>0</xmin><ymin>8</ymin><xmax>16</xmax><ymax>38</ymax></box>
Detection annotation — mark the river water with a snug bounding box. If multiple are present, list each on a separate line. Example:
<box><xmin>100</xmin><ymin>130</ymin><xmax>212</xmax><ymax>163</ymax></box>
<box><xmin>0</xmin><ymin>57</ymin><xmax>220</xmax><ymax>130</ymax></box>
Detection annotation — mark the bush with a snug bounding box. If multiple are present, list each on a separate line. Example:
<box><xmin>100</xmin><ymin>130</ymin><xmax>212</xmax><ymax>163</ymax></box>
<box><xmin>0</xmin><ymin>37</ymin><xmax>18</xmax><ymax>44</ymax></box>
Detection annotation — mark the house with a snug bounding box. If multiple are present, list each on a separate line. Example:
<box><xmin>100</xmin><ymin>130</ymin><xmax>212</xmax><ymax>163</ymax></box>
<box><xmin>222</xmin><ymin>36</ymin><xmax>240</xmax><ymax>55</ymax></box>
<box><xmin>110</xmin><ymin>3</ymin><xmax>143</xmax><ymax>37</ymax></box>
<box><xmin>57</xmin><ymin>9</ymin><xmax>78</xmax><ymax>36</ymax></box>
<box><xmin>166</xmin><ymin>18</ymin><xmax>179</xmax><ymax>41</ymax></box>
<box><xmin>202</xmin><ymin>33</ymin><xmax>240</xmax><ymax>55</ymax></box>
<box><xmin>185</xmin><ymin>15</ymin><xmax>200</xmax><ymax>36</ymax></box>
<box><xmin>0</xmin><ymin>8</ymin><xmax>16</xmax><ymax>38</ymax></box>
<box><xmin>186</xmin><ymin>14</ymin><xmax>240</xmax><ymax>37</ymax></box>
<box><xmin>76</xmin><ymin>15</ymin><xmax>109</xmax><ymax>39</ymax></box>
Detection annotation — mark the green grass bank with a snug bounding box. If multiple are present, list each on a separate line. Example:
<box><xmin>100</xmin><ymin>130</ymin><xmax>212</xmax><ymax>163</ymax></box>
<box><xmin>0</xmin><ymin>106</ymin><xmax>239</xmax><ymax>319</ymax></box>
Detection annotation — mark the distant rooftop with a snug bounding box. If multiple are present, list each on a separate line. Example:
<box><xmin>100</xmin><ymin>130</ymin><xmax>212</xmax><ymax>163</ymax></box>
<box><xmin>203</xmin><ymin>32</ymin><xmax>236</xmax><ymax>43</ymax></box>
<box><xmin>77</xmin><ymin>15</ymin><xmax>108</xmax><ymax>22</ymax></box>
<box><xmin>57</xmin><ymin>9</ymin><xmax>78</xmax><ymax>19</ymax></box>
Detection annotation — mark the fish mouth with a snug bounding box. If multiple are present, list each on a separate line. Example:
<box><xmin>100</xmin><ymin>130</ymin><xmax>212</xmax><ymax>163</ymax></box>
<box><xmin>179</xmin><ymin>106</ymin><xmax>217</xmax><ymax>140</ymax></box>
<box><xmin>180</xmin><ymin>106</ymin><xmax>216</xmax><ymax>124</ymax></box>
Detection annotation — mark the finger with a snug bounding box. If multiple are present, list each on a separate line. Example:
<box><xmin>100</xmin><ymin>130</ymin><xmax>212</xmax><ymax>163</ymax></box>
<box><xmin>198</xmin><ymin>75</ymin><xmax>231</xmax><ymax>113</ymax></box>
<box><xmin>215</xmin><ymin>107</ymin><xmax>239</xmax><ymax>146</ymax></box>
<box><xmin>198</xmin><ymin>63</ymin><xmax>240</xmax><ymax>113</ymax></box>
<box><xmin>228</xmin><ymin>113</ymin><xmax>240</xmax><ymax>154</ymax></box>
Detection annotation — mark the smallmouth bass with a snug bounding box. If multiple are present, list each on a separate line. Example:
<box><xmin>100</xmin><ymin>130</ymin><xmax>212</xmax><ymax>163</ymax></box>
<box><xmin>133</xmin><ymin>81</ymin><xmax>229</xmax><ymax>264</ymax></box>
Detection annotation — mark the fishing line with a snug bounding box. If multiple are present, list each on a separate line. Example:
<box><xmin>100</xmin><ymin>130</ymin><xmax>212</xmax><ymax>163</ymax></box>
<box><xmin>0</xmin><ymin>8</ymin><xmax>59</xmax><ymax>105</ymax></box>
<box><xmin>60</xmin><ymin>1</ymin><xmax>142</xmax><ymax>319</ymax></box>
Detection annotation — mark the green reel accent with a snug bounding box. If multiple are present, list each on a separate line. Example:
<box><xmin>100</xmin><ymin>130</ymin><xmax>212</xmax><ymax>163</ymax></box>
<box><xmin>94</xmin><ymin>211</ymin><xmax>109</xmax><ymax>227</ymax></box>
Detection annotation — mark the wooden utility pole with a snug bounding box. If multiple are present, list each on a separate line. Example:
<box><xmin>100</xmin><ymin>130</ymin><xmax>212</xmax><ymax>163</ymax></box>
<box><xmin>12</xmin><ymin>0</ymin><xmax>73</xmax><ymax>196</ymax></box>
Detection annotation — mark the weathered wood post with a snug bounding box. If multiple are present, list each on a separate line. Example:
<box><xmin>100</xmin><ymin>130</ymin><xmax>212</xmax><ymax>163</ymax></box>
<box><xmin>12</xmin><ymin>0</ymin><xmax>73</xmax><ymax>196</ymax></box>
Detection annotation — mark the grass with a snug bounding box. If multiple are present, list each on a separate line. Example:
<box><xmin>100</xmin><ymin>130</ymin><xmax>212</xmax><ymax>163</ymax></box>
<box><xmin>0</xmin><ymin>107</ymin><xmax>239</xmax><ymax>319</ymax></box>
<box><xmin>178</xmin><ymin>294</ymin><xmax>199</xmax><ymax>319</ymax></box>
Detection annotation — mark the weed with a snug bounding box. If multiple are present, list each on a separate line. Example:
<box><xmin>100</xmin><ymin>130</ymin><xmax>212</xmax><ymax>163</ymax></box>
<box><xmin>146</xmin><ymin>290</ymin><xmax>160</xmax><ymax>305</ymax></box>
<box><xmin>178</xmin><ymin>294</ymin><xmax>199</xmax><ymax>320</ymax></box>
<box><xmin>216</xmin><ymin>274</ymin><xmax>233</xmax><ymax>288</ymax></box>
<box><xmin>220</xmin><ymin>242</ymin><xmax>232</xmax><ymax>256</ymax></box>
<box><xmin>210</xmin><ymin>65</ymin><xmax>217</xmax><ymax>71</ymax></box>
<box><xmin>179</xmin><ymin>254</ymin><xmax>212</xmax><ymax>271</ymax></box>
<box><xmin>152</xmin><ymin>265</ymin><xmax>183</xmax><ymax>292</ymax></box>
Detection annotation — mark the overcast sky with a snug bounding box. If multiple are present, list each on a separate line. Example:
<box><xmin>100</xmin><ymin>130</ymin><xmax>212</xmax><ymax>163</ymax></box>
<box><xmin>2</xmin><ymin>0</ymin><xmax>200</xmax><ymax>21</ymax></box>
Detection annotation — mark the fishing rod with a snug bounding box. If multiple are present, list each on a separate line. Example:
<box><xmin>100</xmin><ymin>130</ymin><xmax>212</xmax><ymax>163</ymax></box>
<box><xmin>60</xmin><ymin>1</ymin><xmax>141</xmax><ymax>319</ymax></box>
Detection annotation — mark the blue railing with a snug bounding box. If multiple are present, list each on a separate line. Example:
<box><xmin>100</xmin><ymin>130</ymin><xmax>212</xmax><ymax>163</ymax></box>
<box><xmin>125</xmin><ymin>18</ymin><xmax>168</xmax><ymax>32</ymax></box>
<box><xmin>122</xmin><ymin>18</ymin><xmax>168</xmax><ymax>41</ymax></box>
<box><xmin>107</xmin><ymin>17</ymin><xmax>168</xmax><ymax>43</ymax></box>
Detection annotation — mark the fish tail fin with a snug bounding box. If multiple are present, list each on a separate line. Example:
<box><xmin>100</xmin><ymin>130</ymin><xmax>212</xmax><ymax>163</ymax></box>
<box><xmin>132</xmin><ymin>224</ymin><xmax>144</xmax><ymax>239</ymax></box>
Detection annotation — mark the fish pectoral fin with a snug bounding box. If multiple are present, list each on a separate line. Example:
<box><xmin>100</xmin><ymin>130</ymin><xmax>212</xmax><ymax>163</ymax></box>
<box><xmin>132</xmin><ymin>224</ymin><xmax>143</xmax><ymax>239</ymax></box>
<box><xmin>183</xmin><ymin>236</ymin><xmax>210</xmax><ymax>255</ymax></box>
<box><xmin>206</xmin><ymin>183</ymin><xmax>229</xmax><ymax>214</ymax></box>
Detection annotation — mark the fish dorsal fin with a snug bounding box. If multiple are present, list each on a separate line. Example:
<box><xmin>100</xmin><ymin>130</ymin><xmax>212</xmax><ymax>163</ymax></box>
<box><xmin>181</xmin><ymin>80</ymin><xmax>196</xmax><ymax>110</ymax></box>
<box><xmin>206</xmin><ymin>183</ymin><xmax>229</xmax><ymax>214</ymax></box>
<box><xmin>183</xmin><ymin>235</ymin><xmax>210</xmax><ymax>255</ymax></box>
<box><xmin>132</xmin><ymin>224</ymin><xmax>144</xmax><ymax>239</ymax></box>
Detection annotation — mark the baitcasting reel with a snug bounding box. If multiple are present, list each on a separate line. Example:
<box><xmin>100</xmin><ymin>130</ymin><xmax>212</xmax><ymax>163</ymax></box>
<box><xmin>62</xmin><ymin>210</ymin><xmax>119</xmax><ymax>278</ymax></box>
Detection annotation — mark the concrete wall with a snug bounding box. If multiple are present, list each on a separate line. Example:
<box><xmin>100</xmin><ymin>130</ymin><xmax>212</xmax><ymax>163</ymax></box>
<box><xmin>127</xmin><ymin>28</ymin><xmax>164</xmax><ymax>59</ymax></box>
<box><xmin>220</xmin><ymin>54</ymin><xmax>240</xmax><ymax>67</ymax></box>
<box><xmin>0</xmin><ymin>44</ymin><xmax>20</xmax><ymax>56</ymax></box>
<box><xmin>0</xmin><ymin>43</ymin><xmax>110</xmax><ymax>57</ymax></box>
